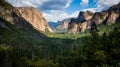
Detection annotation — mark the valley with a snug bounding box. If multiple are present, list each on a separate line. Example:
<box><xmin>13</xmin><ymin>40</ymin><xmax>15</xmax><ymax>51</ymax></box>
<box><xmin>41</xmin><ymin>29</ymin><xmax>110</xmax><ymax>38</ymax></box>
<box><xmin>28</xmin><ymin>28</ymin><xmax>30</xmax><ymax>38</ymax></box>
<box><xmin>0</xmin><ymin>0</ymin><xmax>120</xmax><ymax>67</ymax></box>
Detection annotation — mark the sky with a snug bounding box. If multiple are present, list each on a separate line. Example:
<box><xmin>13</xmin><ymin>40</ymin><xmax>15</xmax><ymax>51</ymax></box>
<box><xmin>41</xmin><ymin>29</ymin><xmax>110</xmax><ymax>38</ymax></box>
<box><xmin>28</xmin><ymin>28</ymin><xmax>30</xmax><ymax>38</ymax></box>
<box><xmin>6</xmin><ymin>0</ymin><xmax>120</xmax><ymax>22</ymax></box>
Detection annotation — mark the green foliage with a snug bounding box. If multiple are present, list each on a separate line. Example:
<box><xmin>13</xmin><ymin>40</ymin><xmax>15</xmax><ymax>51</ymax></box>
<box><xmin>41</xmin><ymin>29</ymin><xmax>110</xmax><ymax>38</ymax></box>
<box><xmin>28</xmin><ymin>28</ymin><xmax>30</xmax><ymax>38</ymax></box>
<box><xmin>0</xmin><ymin>44</ymin><xmax>12</xmax><ymax>51</ymax></box>
<box><xmin>45</xmin><ymin>33</ymin><xmax>88</xmax><ymax>39</ymax></box>
<box><xmin>81</xmin><ymin>22</ymin><xmax>120</xmax><ymax>67</ymax></box>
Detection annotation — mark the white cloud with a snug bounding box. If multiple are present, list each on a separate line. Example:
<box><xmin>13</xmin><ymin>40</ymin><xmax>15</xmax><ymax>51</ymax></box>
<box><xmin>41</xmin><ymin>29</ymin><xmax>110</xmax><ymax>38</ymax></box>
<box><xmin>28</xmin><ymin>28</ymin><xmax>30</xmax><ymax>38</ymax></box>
<box><xmin>6</xmin><ymin>0</ymin><xmax>72</xmax><ymax>10</ymax></box>
<box><xmin>70</xmin><ymin>11</ymin><xmax>80</xmax><ymax>18</ymax></box>
<box><xmin>43</xmin><ymin>10</ymin><xmax>80</xmax><ymax>22</ymax></box>
<box><xmin>6</xmin><ymin>0</ymin><xmax>47</xmax><ymax>7</ymax></box>
<box><xmin>46</xmin><ymin>0</ymin><xmax>120</xmax><ymax>22</ymax></box>
<box><xmin>80</xmin><ymin>0</ymin><xmax>89</xmax><ymax>7</ymax></box>
<box><xmin>97</xmin><ymin>0</ymin><xmax>120</xmax><ymax>6</ymax></box>
<box><xmin>89</xmin><ymin>0</ymin><xmax>120</xmax><ymax>12</ymax></box>
<box><xmin>6</xmin><ymin>0</ymin><xmax>73</xmax><ymax>22</ymax></box>
<box><xmin>80</xmin><ymin>0</ymin><xmax>120</xmax><ymax>12</ymax></box>
<box><xmin>6</xmin><ymin>0</ymin><xmax>120</xmax><ymax>22</ymax></box>
<box><xmin>43</xmin><ymin>10</ymin><xmax>69</xmax><ymax>22</ymax></box>
<box><xmin>96</xmin><ymin>0</ymin><xmax>120</xmax><ymax>10</ymax></box>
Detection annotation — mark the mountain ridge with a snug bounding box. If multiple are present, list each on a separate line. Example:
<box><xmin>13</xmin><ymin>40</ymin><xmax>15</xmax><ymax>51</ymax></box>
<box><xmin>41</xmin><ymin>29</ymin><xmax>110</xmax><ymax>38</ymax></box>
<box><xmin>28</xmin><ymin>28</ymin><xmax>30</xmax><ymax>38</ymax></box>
<box><xmin>0</xmin><ymin>0</ymin><xmax>48</xmax><ymax>41</ymax></box>
<box><xmin>54</xmin><ymin>2</ymin><xmax>120</xmax><ymax>34</ymax></box>
<box><xmin>17</xmin><ymin>7</ymin><xmax>54</xmax><ymax>33</ymax></box>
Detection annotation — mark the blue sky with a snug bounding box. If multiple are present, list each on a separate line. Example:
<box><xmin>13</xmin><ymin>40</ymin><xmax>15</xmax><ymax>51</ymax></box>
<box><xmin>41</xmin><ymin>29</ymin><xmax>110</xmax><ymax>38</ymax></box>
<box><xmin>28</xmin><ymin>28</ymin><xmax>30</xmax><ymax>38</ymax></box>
<box><xmin>66</xmin><ymin>0</ymin><xmax>97</xmax><ymax>14</ymax></box>
<box><xmin>6</xmin><ymin>0</ymin><xmax>120</xmax><ymax>22</ymax></box>
<box><xmin>66</xmin><ymin>0</ymin><xmax>81</xmax><ymax>14</ymax></box>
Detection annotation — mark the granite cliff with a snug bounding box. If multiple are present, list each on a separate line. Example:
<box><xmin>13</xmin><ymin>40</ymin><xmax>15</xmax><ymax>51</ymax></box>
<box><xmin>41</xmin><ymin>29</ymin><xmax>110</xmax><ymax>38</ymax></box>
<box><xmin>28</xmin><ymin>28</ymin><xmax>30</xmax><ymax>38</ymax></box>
<box><xmin>56</xmin><ymin>2</ymin><xmax>120</xmax><ymax>34</ymax></box>
<box><xmin>0</xmin><ymin>0</ymin><xmax>47</xmax><ymax>40</ymax></box>
<box><xmin>68</xmin><ymin>11</ymin><xmax>93</xmax><ymax>33</ymax></box>
<box><xmin>17</xmin><ymin>7</ymin><xmax>53</xmax><ymax>33</ymax></box>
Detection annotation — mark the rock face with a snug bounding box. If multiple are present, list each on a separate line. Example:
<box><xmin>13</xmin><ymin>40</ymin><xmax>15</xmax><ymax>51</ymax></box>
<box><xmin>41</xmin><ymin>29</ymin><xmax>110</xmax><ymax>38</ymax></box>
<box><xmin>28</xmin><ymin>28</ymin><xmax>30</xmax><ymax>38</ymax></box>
<box><xmin>0</xmin><ymin>1</ymin><xmax>30</xmax><ymax>29</ymax></box>
<box><xmin>44</xmin><ymin>2</ymin><xmax>120</xmax><ymax>34</ymax></box>
<box><xmin>64</xmin><ymin>2</ymin><xmax>120</xmax><ymax>34</ymax></box>
<box><xmin>91</xmin><ymin>11</ymin><xmax>119</xmax><ymax>26</ymax></box>
<box><xmin>55</xmin><ymin>11</ymin><xmax>94</xmax><ymax>33</ymax></box>
<box><xmin>0</xmin><ymin>0</ymin><xmax>47</xmax><ymax>40</ymax></box>
<box><xmin>91</xmin><ymin>11</ymin><xmax>109</xmax><ymax>25</ymax></box>
<box><xmin>0</xmin><ymin>0</ymin><xmax>53</xmax><ymax>33</ymax></box>
<box><xmin>77</xmin><ymin>11</ymin><xmax>93</xmax><ymax>21</ymax></box>
<box><xmin>91</xmin><ymin>2</ymin><xmax>120</xmax><ymax>26</ymax></box>
<box><xmin>106</xmin><ymin>11</ymin><xmax>119</xmax><ymax>25</ymax></box>
<box><xmin>68</xmin><ymin>11</ymin><xmax>93</xmax><ymax>33</ymax></box>
<box><xmin>68</xmin><ymin>20</ymin><xmax>91</xmax><ymax>34</ymax></box>
<box><xmin>55</xmin><ymin>18</ymin><xmax>71</xmax><ymax>33</ymax></box>
<box><xmin>17</xmin><ymin>7</ymin><xmax>54</xmax><ymax>33</ymax></box>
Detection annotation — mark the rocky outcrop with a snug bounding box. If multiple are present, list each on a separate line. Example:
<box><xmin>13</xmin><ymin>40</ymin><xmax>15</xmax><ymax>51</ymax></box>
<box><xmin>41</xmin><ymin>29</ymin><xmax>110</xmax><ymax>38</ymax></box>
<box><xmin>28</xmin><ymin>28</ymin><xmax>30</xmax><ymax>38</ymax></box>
<box><xmin>55</xmin><ymin>11</ymin><xmax>94</xmax><ymax>33</ymax></box>
<box><xmin>0</xmin><ymin>1</ymin><xmax>29</xmax><ymax>29</ymax></box>
<box><xmin>91</xmin><ymin>2</ymin><xmax>120</xmax><ymax>25</ymax></box>
<box><xmin>17</xmin><ymin>7</ymin><xmax>54</xmax><ymax>33</ymax></box>
<box><xmin>77</xmin><ymin>11</ymin><xmax>93</xmax><ymax>21</ymax></box>
<box><xmin>68</xmin><ymin>2</ymin><xmax>120</xmax><ymax>34</ymax></box>
<box><xmin>0</xmin><ymin>0</ymin><xmax>47</xmax><ymax>40</ymax></box>
<box><xmin>91</xmin><ymin>11</ymin><xmax>119</xmax><ymax>26</ymax></box>
<box><xmin>106</xmin><ymin>11</ymin><xmax>119</xmax><ymax>25</ymax></box>
<box><xmin>68</xmin><ymin>22</ymin><xmax>78</xmax><ymax>34</ymax></box>
<box><xmin>91</xmin><ymin>11</ymin><xmax>109</xmax><ymax>25</ymax></box>
<box><xmin>68</xmin><ymin>11</ymin><xmax>93</xmax><ymax>33</ymax></box>
<box><xmin>55</xmin><ymin>18</ymin><xmax>71</xmax><ymax>33</ymax></box>
<box><xmin>0</xmin><ymin>0</ymin><xmax>53</xmax><ymax>33</ymax></box>
<box><xmin>68</xmin><ymin>20</ymin><xmax>91</xmax><ymax>34</ymax></box>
